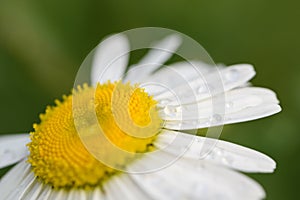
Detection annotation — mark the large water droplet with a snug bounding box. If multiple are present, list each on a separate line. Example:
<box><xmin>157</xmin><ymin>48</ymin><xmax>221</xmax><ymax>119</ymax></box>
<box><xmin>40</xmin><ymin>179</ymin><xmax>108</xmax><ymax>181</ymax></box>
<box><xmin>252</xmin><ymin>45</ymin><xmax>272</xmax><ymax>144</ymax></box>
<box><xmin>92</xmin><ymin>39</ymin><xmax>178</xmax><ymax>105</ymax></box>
<box><xmin>225</xmin><ymin>69</ymin><xmax>239</xmax><ymax>82</ymax></box>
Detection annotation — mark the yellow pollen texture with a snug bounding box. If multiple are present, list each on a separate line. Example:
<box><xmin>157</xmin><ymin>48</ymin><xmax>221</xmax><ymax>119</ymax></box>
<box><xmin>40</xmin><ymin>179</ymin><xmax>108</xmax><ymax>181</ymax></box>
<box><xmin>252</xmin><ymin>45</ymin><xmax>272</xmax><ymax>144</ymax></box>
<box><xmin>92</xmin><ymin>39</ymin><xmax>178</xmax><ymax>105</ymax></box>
<box><xmin>27</xmin><ymin>82</ymin><xmax>162</xmax><ymax>189</ymax></box>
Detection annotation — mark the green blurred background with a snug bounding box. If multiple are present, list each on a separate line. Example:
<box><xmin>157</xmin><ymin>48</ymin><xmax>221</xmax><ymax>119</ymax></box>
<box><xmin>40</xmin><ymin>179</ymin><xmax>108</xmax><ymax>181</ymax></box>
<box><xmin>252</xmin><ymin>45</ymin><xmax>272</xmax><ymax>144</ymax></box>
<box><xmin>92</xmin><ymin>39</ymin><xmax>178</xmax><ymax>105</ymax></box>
<box><xmin>0</xmin><ymin>0</ymin><xmax>298</xmax><ymax>199</ymax></box>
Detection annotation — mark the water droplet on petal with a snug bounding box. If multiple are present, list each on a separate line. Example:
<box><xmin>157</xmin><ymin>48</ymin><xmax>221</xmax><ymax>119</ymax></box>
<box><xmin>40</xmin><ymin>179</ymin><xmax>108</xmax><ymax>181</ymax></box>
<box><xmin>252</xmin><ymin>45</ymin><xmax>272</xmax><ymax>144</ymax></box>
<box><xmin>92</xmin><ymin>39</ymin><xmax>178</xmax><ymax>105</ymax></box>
<box><xmin>164</xmin><ymin>105</ymin><xmax>182</xmax><ymax>117</ymax></box>
<box><xmin>209</xmin><ymin>114</ymin><xmax>223</xmax><ymax>124</ymax></box>
<box><xmin>197</xmin><ymin>85</ymin><xmax>208</xmax><ymax>94</ymax></box>
<box><xmin>225</xmin><ymin>101</ymin><xmax>234</xmax><ymax>109</ymax></box>
<box><xmin>215</xmin><ymin>149</ymin><xmax>224</xmax><ymax>156</ymax></box>
<box><xmin>225</xmin><ymin>69</ymin><xmax>239</xmax><ymax>82</ymax></box>
<box><xmin>1</xmin><ymin>149</ymin><xmax>16</xmax><ymax>163</ymax></box>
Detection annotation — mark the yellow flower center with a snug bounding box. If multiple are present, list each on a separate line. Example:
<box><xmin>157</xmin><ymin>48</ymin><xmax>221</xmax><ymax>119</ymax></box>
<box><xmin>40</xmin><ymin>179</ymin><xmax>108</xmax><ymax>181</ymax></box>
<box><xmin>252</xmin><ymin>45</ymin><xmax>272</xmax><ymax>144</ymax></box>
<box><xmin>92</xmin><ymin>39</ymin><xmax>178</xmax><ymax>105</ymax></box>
<box><xmin>27</xmin><ymin>82</ymin><xmax>162</xmax><ymax>189</ymax></box>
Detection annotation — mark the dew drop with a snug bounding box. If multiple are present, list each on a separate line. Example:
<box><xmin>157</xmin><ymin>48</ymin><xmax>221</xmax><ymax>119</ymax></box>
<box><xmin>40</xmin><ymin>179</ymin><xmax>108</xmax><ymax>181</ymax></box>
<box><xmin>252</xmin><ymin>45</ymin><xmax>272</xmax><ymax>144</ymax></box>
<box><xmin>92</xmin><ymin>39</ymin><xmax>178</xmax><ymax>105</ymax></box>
<box><xmin>215</xmin><ymin>149</ymin><xmax>224</xmax><ymax>156</ymax></box>
<box><xmin>163</xmin><ymin>105</ymin><xmax>182</xmax><ymax>117</ymax></box>
<box><xmin>1</xmin><ymin>149</ymin><xmax>16</xmax><ymax>163</ymax></box>
<box><xmin>209</xmin><ymin>114</ymin><xmax>223</xmax><ymax>124</ymax></box>
<box><xmin>225</xmin><ymin>69</ymin><xmax>239</xmax><ymax>82</ymax></box>
<box><xmin>197</xmin><ymin>85</ymin><xmax>208</xmax><ymax>94</ymax></box>
<box><xmin>225</xmin><ymin>101</ymin><xmax>234</xmax><ymax>109</ymax></box>
<box><xmin>221</xmin><ymin>155</ymin><xmax>234</xmax><ymax>165</ymax></box>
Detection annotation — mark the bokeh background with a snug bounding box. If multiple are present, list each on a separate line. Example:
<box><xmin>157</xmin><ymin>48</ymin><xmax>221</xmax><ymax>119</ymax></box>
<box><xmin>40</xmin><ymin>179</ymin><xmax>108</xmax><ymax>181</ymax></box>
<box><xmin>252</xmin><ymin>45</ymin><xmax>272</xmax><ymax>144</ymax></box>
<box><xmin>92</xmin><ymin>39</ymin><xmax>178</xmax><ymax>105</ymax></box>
<box><xmin>0</xmin><ymin>0</ymin><xmax>298</xmax><ymax>199</ymax></box>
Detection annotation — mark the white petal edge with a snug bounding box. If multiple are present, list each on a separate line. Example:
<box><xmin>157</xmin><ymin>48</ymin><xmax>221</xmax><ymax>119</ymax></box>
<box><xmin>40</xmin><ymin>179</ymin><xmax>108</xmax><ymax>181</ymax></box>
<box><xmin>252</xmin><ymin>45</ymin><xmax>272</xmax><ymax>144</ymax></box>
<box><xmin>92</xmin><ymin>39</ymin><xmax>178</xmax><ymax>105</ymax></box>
<box><xmin>155</xmin><ymin>130</ymin><xmax>276</xmax><ymax>173</ymax></box>
<box><xmin>0</xmin><ymin>161</ymin><xmax>63</xmax><ymax>200</ymax></box>
<box><xmin>0</xmin><ymin>134</ymin><xmax>30</xmax><ymax>168</ymax></box>
<box><xmin>152</xmin><ymin>64</ymin><xmax>256</xmax><ymax>105</ymax></box>
<box><xmin>0</xmin><ymin>160</ymin><xmax>32</xmax><ymax>199</ymax></box>
<box><xmin>164</xmin><ymin>104</ymin><xmax>281</xmax><ymax>130</ymax></box>
<box><xmin>91</xmin><ymin>188</ymin><xmax>107</xmax><ymax>200</ymax></box>
<box><xmin>36</xmin><ymin>185</ymin><xmax>52</xmax><ymax>199</ymax></box>
<box><xmin>129</xmin><ymin>155</ymin><xmax>266</xmax><ymax>200</ymax></box>
<box><xmin>0</xmin><ymin>161</ymin><xmax>105</xmax><ymax>200</ymax></box>
<box><xmin>103</xmin><ymin>174</ymin><xmax>151</xmax><ymax>200</ymax></box>
<box><xmin>124</xmin><ymin>34</ymin><xmax>182</xmax><ymax>83</ymax></box>
<box><xmin>159</xmin><ymin>87</ymin><xmax>280</xmax><ymax>120</ymax></box>
<box><xmin>91</xmin><ymin>34</ymin><xmax>130</xmax><ymax>85</ymax></box>
<box><xmin>22</xmin><ymin>179</ymin><xmax>44</xmax><ymax>200</ymax></box>
<box><xmin>141</xmin><ymin>61</ymin><xmax>223</xmax><ymax>95</ymax></box>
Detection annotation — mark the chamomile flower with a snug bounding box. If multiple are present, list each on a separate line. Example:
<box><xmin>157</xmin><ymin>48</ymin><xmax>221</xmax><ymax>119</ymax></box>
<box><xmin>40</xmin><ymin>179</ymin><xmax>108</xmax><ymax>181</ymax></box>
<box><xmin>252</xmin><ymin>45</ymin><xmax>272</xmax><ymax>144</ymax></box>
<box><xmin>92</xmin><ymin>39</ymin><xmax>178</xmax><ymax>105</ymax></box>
<box><xmin>0</xmin><ymin>31</ymin><xmax>281</xmax><ymax>200</ymax></box>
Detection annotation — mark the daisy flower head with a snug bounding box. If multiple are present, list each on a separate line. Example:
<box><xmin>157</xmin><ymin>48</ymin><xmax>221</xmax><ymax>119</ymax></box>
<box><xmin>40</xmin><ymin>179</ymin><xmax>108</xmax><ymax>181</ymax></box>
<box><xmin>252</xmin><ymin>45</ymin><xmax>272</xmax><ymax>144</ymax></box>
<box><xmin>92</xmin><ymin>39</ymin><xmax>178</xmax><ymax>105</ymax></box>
<box><xmin>0</xmin><ymin>27</ymin><xmax>281</xmax><ymax>200</ymax></box>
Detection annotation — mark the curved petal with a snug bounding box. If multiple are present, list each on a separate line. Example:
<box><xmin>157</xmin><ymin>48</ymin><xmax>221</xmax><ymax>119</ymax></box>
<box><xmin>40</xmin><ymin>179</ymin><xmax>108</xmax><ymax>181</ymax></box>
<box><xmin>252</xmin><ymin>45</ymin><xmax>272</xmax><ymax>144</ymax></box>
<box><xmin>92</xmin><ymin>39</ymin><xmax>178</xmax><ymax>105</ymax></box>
<box><xmin>164</xmin><ymin>104</ymin><xmax>281</xmax><ymax>130</ymax></box>
<box><xmin>159</xmin><ymin>87</ymin><xmax>276</xmax><ymax>120</ymax></box>
<box><xmin>0</xmin><ymin>134</ymin><xmax>30</xmax><ymax>168</ymax></box>
<box><xmin>0</xmin><ymin>161</ymin><xmax>104</xmax><ymax>200</ymax></box>
<box><xmin>25</xmin><ymin>180</ymin><xmax>106</xmax><ymax>200</ymax></box>
<box><xmin>22</xmin><ymin>179</ymin><xmax>44</xmax><ymax>200</ymax></box>
<box><xmin>37</xmin><ymin>186</ymin><xmax>52</xmax><ymax>199</ymax></box>
<box><xmin>0</xmin><ymin>160</ymin><xmax>33</xmax><ymax>199</ymax></box>
<box><xmin>152</xmin><ymin>64</ymin><xmax>256</xmax><ymax>106</ymax></box>
<box><xmin>0</xmin><ymin>162</ymin><xmax>151</xmax><ymax>200</ymax></box>
<box><xmin>90</xmin><ymin>188</ymin><xmax>107</xmax><ymax>200</ymax></box>
<box><xmin>48</xmin><ymin>189</ymin><xmax>69</xmax><ymax>200</ymax></box>
<box><xmin>155</xmin><ymin>130</ymin><xmax>276</xmax><ymax>173</ymax></box>
<box><xmin>124</xmin><ymin>34</ymin><xmax>182</xmax><ymax>83</ymax></box>
<box><xmin>103</xmin><ymin>174</ymin><xmax>152</xmax><ymax>200</ymax></box>
<box><xmin>141</xmin><ymin>61</ymin><xmax>222</xmax><ymax>95</ymax></box>
<box><xmin>91</xmin><ymin>34</ymin><xmax>130</xmax><ymax>85</ymax></box>
<box><xmin>129</xmin><ymin>154</ymin><xmax>265</xmax><ymax>200</ymax></box>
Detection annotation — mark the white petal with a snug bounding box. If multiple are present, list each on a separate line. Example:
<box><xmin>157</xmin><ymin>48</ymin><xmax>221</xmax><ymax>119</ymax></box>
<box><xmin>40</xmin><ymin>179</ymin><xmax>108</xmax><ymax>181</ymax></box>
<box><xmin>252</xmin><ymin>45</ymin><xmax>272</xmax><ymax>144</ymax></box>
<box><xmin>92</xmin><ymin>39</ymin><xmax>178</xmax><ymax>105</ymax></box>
<box><xmin>141</xmin><ymin>61</ymin><xmax>222</xmax><ymax>95</ymax></box>
<box><xmin>155</xmin><ymin>130</ymin><xmax>276</xmax><ymax>173</ymax></box>
<box><xmin>48</xmin><ymin>188</ymin><xmax>89</xmax><ymax>200</ymax></box>
<box><xmin>91</xmin><ymin>34</ymin><xmax>130</xmax><ymax>85</ymax></box>
<box><xmin>222</xmin><ymin>103</ymin><xmax>281</xmax><ymax>124</ymax></box>
<box><xmin>160</xmin><ymin>87</ymin><xmax>280</xmax><ymax>121</ymax></box>
<box><xmin>0</xmin><ymin>162</ymin><xmax>59</xmax><ymax>200</ymax></box>
<box><xmin>26</xmin><ymin>184</ymin><xmax>93</xmax><ymax>200</ymax></box>
<box><xmin>0</xmin><ymin>160</ymin><xmax>34</xmax><ymax>199</ymax></box>
<box><xmin>35</xmin><ymin>185</ymin><xmax>52</xmax><ymax>199</ymax></box>
<box><xmin>129</xmin><ymin>156</ymin><xmax>265</xmax><ymax>200</ymax></box>
<box><xmin>164</xmin><ymin>104</ymin><xmax>281</xmax><ymax>130</ymax></box>
<box><xmin>72</xmin><ymin>190</ymin><xmax>88</xmax><ymax>200</ymax></box>
<box><xmin>221</xmin><ymin>64</ymin><xmax>256</xmax><ymax>89</ymax></box>
<box><xmin>153</xmin><ymin>64</ymin><xmax>256</xmax><ymax>106</ymax></box>
<box><xmin>48</xmin><ymin>189</ymin><xmax>68</xmax><ymax>200</ymax></box>
<box><xmin>127</xmin><ymin>148</ymin><xmax>176</xmax><ymax>174</ymax></box>
<box><xmin>91</xmin><ymin>188</ymin><xmax>107</xmax><ymax>200</ymax></box>
<box><xmin>104</xmin><ymin>174</ymin><xmax>151</xmax><ymax>200</ymax></box>
<box><xmin>124</xmin><ymin>34</ymin><xmax>182</xmax><ymax>83</ymax></box>
<box><xmin>22</xmin><ymin>179</ymin><xmax>44</xmax><ymax>200</ymax></box>
<box><xmin>0</xmin><ymin>134</ymin><xmax>30</xmax><ymax>168</ymax></box>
